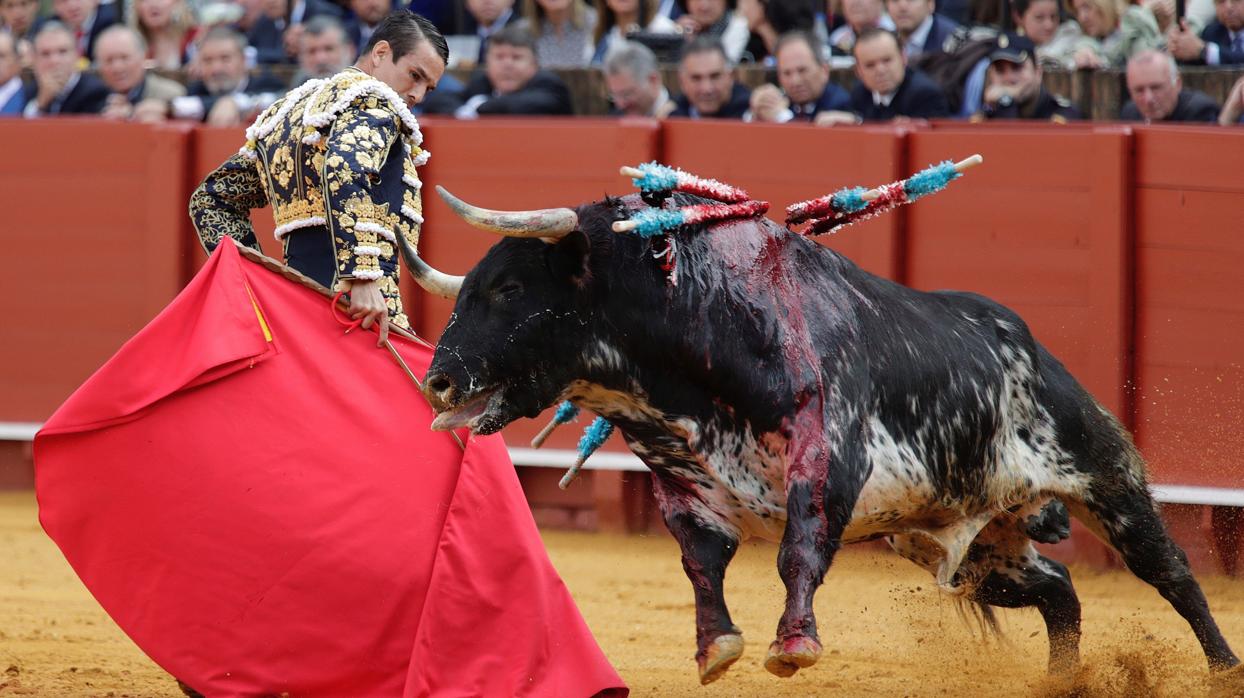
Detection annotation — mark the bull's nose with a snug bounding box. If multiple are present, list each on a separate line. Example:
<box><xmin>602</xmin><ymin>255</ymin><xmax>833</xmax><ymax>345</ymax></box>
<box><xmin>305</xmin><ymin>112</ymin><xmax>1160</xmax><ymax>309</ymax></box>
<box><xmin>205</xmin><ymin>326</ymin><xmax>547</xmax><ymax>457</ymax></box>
<box><xmin>423</xmin><ymin>372</ymin><xmax>457</xmax><ymax>410</ymax></box>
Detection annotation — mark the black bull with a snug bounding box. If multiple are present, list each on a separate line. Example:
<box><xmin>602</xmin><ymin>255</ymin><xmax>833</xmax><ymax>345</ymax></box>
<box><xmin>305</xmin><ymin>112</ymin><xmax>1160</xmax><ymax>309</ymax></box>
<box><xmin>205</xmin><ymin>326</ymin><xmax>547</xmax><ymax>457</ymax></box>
<box><xmin>412</xmin><ymin>192</ymin><xmax>1238</xmax><ymax>684</ymax></box>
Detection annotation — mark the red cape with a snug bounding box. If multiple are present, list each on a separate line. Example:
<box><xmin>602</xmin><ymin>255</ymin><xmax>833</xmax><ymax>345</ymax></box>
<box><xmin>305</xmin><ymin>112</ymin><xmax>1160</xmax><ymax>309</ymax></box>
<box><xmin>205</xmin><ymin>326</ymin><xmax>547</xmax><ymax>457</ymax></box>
<box><xmin>34</xmin><ymin>242</ymin><xmax>626</xmax><ymax>698</ymax></box>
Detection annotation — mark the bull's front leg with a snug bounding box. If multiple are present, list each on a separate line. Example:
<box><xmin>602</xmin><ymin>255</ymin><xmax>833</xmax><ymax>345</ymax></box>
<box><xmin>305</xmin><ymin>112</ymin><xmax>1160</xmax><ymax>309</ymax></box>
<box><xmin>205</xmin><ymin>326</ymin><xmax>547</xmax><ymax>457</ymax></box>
<box><xmin>663</xmin><ymin>507</ymin><xmax>742</xmax><ymax>685</ymax></box>
<box><xmin>766</xmin><ymin>412</ymin><xmax>866</xmax><ymax>678</ymax></box>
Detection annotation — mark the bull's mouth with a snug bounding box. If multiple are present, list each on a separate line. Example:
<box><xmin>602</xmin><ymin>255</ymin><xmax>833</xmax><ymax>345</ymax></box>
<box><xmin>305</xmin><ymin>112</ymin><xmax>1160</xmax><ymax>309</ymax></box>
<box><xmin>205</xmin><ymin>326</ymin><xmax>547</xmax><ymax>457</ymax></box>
<box><xmin>429</xmin><ymin>387</ymin><xmax>509</xmax><ymax>434</ymax></box>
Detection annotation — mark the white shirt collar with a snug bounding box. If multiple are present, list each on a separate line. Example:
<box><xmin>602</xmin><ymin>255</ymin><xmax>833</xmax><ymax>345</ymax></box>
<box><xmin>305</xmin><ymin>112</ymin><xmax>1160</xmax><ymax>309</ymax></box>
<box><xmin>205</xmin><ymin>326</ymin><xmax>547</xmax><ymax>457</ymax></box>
<box><xmin>872</xmin><ymin>88</ymin><xmax>897</xmax><ymax>107</ymax></box>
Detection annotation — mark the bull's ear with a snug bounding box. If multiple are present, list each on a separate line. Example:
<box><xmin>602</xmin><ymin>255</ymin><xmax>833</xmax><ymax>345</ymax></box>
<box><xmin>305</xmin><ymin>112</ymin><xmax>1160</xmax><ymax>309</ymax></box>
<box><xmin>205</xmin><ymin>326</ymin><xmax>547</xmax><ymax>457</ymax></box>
<box><xmin>549</xmin><ymin>229</ymin><xmax>591</xmax><ymax>287</ymax></box>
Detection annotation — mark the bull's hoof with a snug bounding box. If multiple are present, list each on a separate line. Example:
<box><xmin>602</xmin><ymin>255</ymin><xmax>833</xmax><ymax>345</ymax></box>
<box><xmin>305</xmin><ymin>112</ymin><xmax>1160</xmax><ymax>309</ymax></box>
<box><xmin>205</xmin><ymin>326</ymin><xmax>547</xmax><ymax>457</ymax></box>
<box><xmin>763</xmin><ymin>635</ymin><xmax>822</xmax><ymax>678</ymax></box>
<box><xmin>697</xmin><ymin>633</ymin><xmax>744</xmax><ymax>685</ymax></box>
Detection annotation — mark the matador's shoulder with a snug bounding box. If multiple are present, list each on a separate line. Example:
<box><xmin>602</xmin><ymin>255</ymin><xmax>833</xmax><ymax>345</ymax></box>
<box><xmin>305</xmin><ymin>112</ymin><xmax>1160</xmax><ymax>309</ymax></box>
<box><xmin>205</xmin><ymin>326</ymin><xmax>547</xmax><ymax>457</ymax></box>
<box><xmin>240</xmin><ymin>69</ymin><xmax>429</xmax><ymax>167</ymax></box>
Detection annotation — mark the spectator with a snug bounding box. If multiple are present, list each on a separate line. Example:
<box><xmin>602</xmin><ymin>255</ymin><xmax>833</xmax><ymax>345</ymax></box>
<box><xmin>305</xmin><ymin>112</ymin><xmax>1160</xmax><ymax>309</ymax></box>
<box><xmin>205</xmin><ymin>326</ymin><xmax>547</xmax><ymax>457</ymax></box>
<box><xmin>129</xmin><ymin>0</ymin><xmax>200</xmax><ymax>70</ymax></box>
<box><xmin>1044</xmin><ymin>0</ymin><xmax>1163</xmax><ymax>69</ymax></box>
<box><xmin>173</xmin><ymin>26</ymin><xmax>285</xmax><ymax>125</ymax></box>
<box><xmin>23</xmin><ymin>22</ymin><xmax>109</xmax><ymax>116</ymax></box>
<box><xmin>738</xmin><ymin>0</ymin><xmax>817</xmax><ymax>64</ymax></box>
<box><xmin>458</xmin><ymin>0</ymin><xmax>522</xmax><ymax>65</ymax></box>
<box><xmin>95</xmin><ymin>25</ymin><xmax>185</xmax><ymax>121</ymax></box>
<box><xmin>602</xmin><ymin>38</ymin><xmax>671</xmax><ymax>114</ymax></box>
<box><xmin>676</xmin><ymin>0</ymin><xmax>751</xmax><ymax>62</ymax></box>
<box><xmin>750</xmin><ymin>30</ymin><xmax>852</xmax><ymax>122</ymax></box>
<box><xmin>1</xmin><ymin>0</ymin><xmax>38</xmax><ymax>48</ymax></box>
<box><xmin>441</xmin><ymin>24</ymin><xmax>575</xmax><ymax>116</ymax></box>
<box><xmin>591</xmin><ymin>0</ymin><xmax>679</xmax><ymax>64</ymax></box>
<box><xmin>1120</xmin><ymin>48</ymin><xmax>1219</xmax><ymax>122</ymax></box>
<box><xmin>1010</xmin><ymin>0</ymin><xmax>1060</xmax><ymax>66</ymax></box>
<box><xmin>48</xmin><ymin>0</ymin><xmax>119</xmax><ymax>60</ymax></box>
<box><xmin>974</xmin><ymin>34</ymin><xmax>1080</xmax><ymax>121</ymax></box>
<box><xmin>670</xmin><ymin>35</ymin><xmax>752</xmax><ymax>117</ymax></box>
<box><xmin>345</xmin><ymin>0</ymin><xmax>389</xmax><ymax>59</ymax></box>
<box><xmin>1168</xmin><ymin>0</ymin><xmax>1244</xmax><ymax>66</ymax></box>
<box><xmin>0</xmin><ymin>30</ymin><xmax>25</xmax><ymax>115</ymax></box>
<box><xmin>280</xmin><ymin>0</ymin><xmax>345</xmax><ymax>62</ymax></box>
<box><xmin>848</xmin><ymin>26</ymin><xmax>948</xmax><ymax>119</ymax></box>
<box><xmin>521</xmin><ymin>0</ymin><xmax>598</xmax><ymax>67</ymax></box>
<box><xmin>289</xmin><ymin>15</ymin><xmax>352</xmax><ymax>85</ymax></box>
<box><xmin>885</xmin><ymin>0</ymin><xmax>959</xmax><ymax>56</ymax></box>
<box><xmin>827</xmin><ymin>0</ymin><xmax>895</xmax><ymax>56</ymax></box>
<box><xmin>1219</xmin><ymin>73</ymin><xmax>1244</xmax><ymax>124</ymax></box>
<box><xmin>603</xmin><ymin>39</ymin><xmax>675</xmax><ymax>115</ymax></box>
<box><xmin>231</xmin><ymin>0</ymin><xmax>289</xmax><ymax>65</ymax></box>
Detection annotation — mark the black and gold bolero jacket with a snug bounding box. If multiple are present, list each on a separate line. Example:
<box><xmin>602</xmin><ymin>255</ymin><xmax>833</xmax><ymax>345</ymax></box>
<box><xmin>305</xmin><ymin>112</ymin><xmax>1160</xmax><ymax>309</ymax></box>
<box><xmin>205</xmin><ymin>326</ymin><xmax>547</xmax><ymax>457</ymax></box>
<box><xmin>189</xmin><ymin>67</ymin><xmax>429</xmax><ymax>330</ymax></box>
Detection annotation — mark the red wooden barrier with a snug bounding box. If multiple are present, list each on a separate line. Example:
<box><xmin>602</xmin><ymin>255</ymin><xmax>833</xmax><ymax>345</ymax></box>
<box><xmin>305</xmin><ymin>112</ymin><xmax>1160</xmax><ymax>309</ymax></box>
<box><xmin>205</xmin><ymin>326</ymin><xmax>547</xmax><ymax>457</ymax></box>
<box><xmin>0</xmin><ymin>120</ymin><xmax>192</xmax><ymax>422</ymax></box>
<box><xmin>905</xmin><ymin>126</ymin><xmax>1133</xmax><ymax>421</ymax></box>
<box><xmin>1133</xmin><ymin>126</ymin><xmax>1244</xmax><ymax>490</ymax></box>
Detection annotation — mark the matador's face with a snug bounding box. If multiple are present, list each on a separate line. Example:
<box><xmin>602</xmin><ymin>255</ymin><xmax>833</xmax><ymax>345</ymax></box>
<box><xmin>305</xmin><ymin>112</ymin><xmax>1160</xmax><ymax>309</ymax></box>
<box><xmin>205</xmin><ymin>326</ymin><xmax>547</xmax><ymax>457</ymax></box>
<box><xmin>368</xmin><ymin>39</ymin><xmax>445</xmax><ymax>109</ymax></box>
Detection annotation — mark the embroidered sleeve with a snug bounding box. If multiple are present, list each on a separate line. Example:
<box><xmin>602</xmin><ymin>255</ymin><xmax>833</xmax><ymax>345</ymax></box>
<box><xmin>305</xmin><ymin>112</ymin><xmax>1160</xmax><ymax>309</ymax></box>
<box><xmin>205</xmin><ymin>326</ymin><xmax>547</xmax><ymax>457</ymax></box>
<box><xmin>189</xmin><ymin>152</ymin><xmax>267</xmax><ymax>254</ymax></box>
<box><xmin>321</xmin><ymin>98</ymin><xmax>402</xmax><ymax>284</ymax></box>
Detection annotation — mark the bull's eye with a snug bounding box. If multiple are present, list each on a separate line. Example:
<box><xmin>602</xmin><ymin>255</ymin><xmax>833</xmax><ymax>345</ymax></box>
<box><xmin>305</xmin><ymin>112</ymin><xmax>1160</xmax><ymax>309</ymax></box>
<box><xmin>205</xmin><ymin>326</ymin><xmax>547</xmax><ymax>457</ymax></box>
<box><xmin>492</xmin><ymin>281</ymin><xmax>523</xmax><ymax>301</ymax></box>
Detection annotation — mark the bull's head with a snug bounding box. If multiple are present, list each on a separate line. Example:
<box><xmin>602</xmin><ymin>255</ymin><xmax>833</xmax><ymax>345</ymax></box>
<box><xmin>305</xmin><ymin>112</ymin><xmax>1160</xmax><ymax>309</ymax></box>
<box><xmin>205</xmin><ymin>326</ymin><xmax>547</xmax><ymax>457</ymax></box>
<box><xmin>413</xmin><ymin>187</ymin><xmax>612</xmax><ymax>435</ymax></box>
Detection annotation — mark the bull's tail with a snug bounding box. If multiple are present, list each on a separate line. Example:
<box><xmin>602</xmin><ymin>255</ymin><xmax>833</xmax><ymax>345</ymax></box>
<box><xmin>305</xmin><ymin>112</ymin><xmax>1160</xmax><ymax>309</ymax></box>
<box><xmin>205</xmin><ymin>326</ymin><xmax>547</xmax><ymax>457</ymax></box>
<box><xmin>953</xmin><ymin>597</ymin><xmax>1007</xmax><ymax>645</ymax></box>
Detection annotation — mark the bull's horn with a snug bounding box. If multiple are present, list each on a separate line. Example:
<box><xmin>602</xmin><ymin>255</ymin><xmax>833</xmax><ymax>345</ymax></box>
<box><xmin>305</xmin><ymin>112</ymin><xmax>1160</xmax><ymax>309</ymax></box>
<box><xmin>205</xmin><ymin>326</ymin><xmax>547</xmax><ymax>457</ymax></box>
<box><xmin>436</xmin><ymin>185</ymin><xmax>578</xmax><ymax>239</ymax></box>
<box><xmin>394</xmin><ymin>231</ymin><xmax>463</xmax><ymax>299</ymax></box>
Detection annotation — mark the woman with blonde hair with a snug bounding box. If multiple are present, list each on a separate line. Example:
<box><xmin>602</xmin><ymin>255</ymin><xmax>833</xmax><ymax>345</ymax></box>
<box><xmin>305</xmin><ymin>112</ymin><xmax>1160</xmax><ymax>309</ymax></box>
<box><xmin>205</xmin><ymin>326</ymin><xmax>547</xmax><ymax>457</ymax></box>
<box><xmin>521</xmin><ymin>0</ymin><xmax>599</xmax><ymax>67</ymax></box>
<box><xmin>591</xmin><ymin>0</ymin><xmax>678</xmax><ymax>64</ymax></box>
<box><xmin>1043</xmin><ymin>0</ymin><xmax>1163</xmax><ymax>68</ymax></box>
<box><xmin>129</xmin><ymin>0</ymin><xmax>200</xmax><ymax>70</ymax></box>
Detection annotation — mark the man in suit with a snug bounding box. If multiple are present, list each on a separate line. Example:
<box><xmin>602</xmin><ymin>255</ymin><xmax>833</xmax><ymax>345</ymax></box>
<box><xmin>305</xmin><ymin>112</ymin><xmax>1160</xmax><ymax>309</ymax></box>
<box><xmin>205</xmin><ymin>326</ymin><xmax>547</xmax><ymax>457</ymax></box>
<box><xmin>603</xmin><ymin>40</ymin><xmax>674</xmax><ymax>117</ymax></box>
<box><xmin>750</xmin><ymin>30</ymin><xmax>853</xmax><ymax>124</ymax></box>
<box><xmin>48</xmin><ymin>0</ymin><xmax>118</xmax><ymax>60</ymax></box>
<box><xmin>95</xmin><ymin>25</ymin><xmax>185</xmax><ymax>122</ymax></box>
<box><xmin>848</xmin><ymin>26</ymin><xmax>949</xmax><ymax>120</ymax></box>
<box><xmin>0</xmin><ymin>30</ymin><xmax>26</xmax><ymax>116</ymax></box>
<box><xmin>669</xmin><ymin>35</ymin><xmax>751</xmax><ymax>119</ymax></box>
<box><xmin>172</xmin><ymin>26</ymin><xmax>286</xmax><ymax>125</ymax></box>
<box><xmin>1168</xmin><ymin>0</ymin><xmax>1244</xmax><ymax>66</ymax></box>
<box><xmin>23</xmin><ymin>21</ymin><xmax>109</xmax><ymax>117</ymax></box>
<box><xmin>345</xmin><ymin>0</ymin><xmax>391</xmax><ymax>59</ymax></box>
<box><xmin>885</xmin><ymin>0</ymin><xmax>958</xmax><ymax>56</ymax></box>
<box><xmin>437</xmin><ymin>24</ymin><xmax>573</xmax><ymax>116</ymax></box>
<box><xmin>1120</xmin><ymin>49</ymin><xmax>1220</xmax><ymax>122</ymax></box>
<box><xmin>289</xmin><ymin>15</ymin><xmax>354</xmax><ymax>86</ymax></box>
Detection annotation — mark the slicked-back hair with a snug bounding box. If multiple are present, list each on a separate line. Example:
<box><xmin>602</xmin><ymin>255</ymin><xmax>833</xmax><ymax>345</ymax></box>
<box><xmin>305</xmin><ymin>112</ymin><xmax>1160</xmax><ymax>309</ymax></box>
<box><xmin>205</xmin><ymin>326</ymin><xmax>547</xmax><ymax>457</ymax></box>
<box><xmin>361</xmin><ymin>10</ymin><xmax>448</xmax><ymax>66</ymax></box>
<box><xmin>33</xmin><ymin>19</ymin><xmax>74</xmax><ymax>45</ymax></box>
<box><xmin>604</xmin><ymin>40</ymin><xmax>660</xmax><ymax>81</ymax></box>
<box><xmin>680</xmin><ymin>35</ymin><xmax>731</xmax><ymax>68</ymax></box>
<box><xmin>774</xmin><ymin>29</ymin><xmax>827</xmax><ymax>66</ymax></box>
<box><xmin>852</xmin><ymin>26</ymin><xmax>900</xmax><ymax>57</ymax></box>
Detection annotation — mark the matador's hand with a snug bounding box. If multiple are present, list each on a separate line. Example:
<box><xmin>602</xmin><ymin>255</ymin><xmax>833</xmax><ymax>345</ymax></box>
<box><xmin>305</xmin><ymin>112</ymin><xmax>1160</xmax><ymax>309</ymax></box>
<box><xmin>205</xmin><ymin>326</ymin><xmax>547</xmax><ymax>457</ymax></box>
<box><xmin>347</xmin><ymin>279</ymin><xmax>390</xmax><ymax>347</ymax></box>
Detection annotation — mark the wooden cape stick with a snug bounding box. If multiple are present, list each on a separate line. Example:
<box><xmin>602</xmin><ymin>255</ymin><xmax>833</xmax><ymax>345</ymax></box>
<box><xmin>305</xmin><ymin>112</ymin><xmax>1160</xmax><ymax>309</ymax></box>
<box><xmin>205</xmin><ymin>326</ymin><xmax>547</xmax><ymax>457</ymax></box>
<box><xmin>230</xmin><ymin>240</ymin><xmax>465</xmax><ymax>451</ymax></box>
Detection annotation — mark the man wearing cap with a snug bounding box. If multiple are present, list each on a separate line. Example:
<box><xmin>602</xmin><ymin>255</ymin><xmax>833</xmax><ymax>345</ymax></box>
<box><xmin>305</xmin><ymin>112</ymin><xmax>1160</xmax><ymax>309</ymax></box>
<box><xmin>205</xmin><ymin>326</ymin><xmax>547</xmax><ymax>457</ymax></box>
<box><xmin>976</xmin><ymin>34</ymin><xmax>1080</xmax><ymax>122</ymax></box>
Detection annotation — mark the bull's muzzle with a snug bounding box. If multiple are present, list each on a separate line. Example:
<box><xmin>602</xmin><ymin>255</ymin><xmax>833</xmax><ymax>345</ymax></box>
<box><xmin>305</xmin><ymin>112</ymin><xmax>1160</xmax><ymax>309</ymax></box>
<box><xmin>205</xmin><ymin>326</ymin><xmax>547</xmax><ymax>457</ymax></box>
<box><xmin>422</xmin><ymin>372</ymin><xmax>457</xmax><ymax>414</ymax></box>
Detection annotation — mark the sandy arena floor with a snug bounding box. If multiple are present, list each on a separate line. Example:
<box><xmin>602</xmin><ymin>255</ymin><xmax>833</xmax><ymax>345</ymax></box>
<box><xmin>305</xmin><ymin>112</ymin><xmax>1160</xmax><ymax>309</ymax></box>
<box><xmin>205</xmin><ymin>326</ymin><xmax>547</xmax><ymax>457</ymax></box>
<box><xmin>2</xmin><ymin>489</ymin><xmax>1243</xmax><ymax>697</ymax></box>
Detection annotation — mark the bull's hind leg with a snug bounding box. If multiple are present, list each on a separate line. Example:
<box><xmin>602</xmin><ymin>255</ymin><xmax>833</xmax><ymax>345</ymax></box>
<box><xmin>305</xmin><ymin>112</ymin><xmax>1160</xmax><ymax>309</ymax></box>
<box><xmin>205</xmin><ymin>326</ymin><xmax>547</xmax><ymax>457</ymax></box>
<box><xmin>663</xmin><ymin>510</ymin><xmax>743</xmax><ymax>684</ymax></box>
<box><xmin>1075</xmin><ymin>484</ymin><xmax>1240</xmax><ymax>670</ymax></box>
<box><xmin>971</xmin><ymin>542</ymin><xmax>1082</xmax><ymax>674</ymax></box>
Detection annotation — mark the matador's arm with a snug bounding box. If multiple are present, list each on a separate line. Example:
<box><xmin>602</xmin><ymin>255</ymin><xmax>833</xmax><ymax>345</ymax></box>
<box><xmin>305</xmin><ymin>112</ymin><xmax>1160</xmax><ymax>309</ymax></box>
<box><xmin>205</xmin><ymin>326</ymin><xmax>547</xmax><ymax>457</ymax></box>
<box><xmin>188</xmin><ymin>152</ymin><xmax>268</xmax><ymax>254</ymax></box>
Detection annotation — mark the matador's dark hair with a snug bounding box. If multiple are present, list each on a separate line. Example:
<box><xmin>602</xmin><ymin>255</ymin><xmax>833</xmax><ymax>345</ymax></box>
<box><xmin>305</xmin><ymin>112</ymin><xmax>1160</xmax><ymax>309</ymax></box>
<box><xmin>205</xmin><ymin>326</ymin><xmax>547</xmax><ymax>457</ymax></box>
<box><xmin>362</xmin><ymin>10</ymin><xmax>449</xmax><ymax>66</ymax></box>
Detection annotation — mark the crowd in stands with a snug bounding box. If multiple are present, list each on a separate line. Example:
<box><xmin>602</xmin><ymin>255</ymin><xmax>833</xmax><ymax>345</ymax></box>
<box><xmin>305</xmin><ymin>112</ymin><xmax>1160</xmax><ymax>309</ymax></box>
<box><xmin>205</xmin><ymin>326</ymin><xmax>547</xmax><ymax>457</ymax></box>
<box><xmin>1</xmin><ymin>0</ymin><xmax>1241</xmax><ymax>124</ymax></box>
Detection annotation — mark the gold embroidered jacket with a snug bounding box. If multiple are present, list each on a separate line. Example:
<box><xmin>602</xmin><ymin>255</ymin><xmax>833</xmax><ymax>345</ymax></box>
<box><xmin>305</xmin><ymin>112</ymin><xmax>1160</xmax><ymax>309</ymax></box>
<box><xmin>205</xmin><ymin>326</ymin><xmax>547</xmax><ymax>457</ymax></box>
<box><xmin>189</xmin><ymin>67</ymin><xmax>430</xmax><ymax>330</ymax></box>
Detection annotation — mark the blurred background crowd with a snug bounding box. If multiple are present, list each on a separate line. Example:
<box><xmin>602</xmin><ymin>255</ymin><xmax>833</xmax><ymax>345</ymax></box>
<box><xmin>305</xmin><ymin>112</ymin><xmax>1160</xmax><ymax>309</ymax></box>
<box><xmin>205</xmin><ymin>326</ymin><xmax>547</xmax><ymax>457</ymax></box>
<box><xmin>1</xmin><ymin>0</ymin><xmax>1241</xmax><ymax>126</ymax></box>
